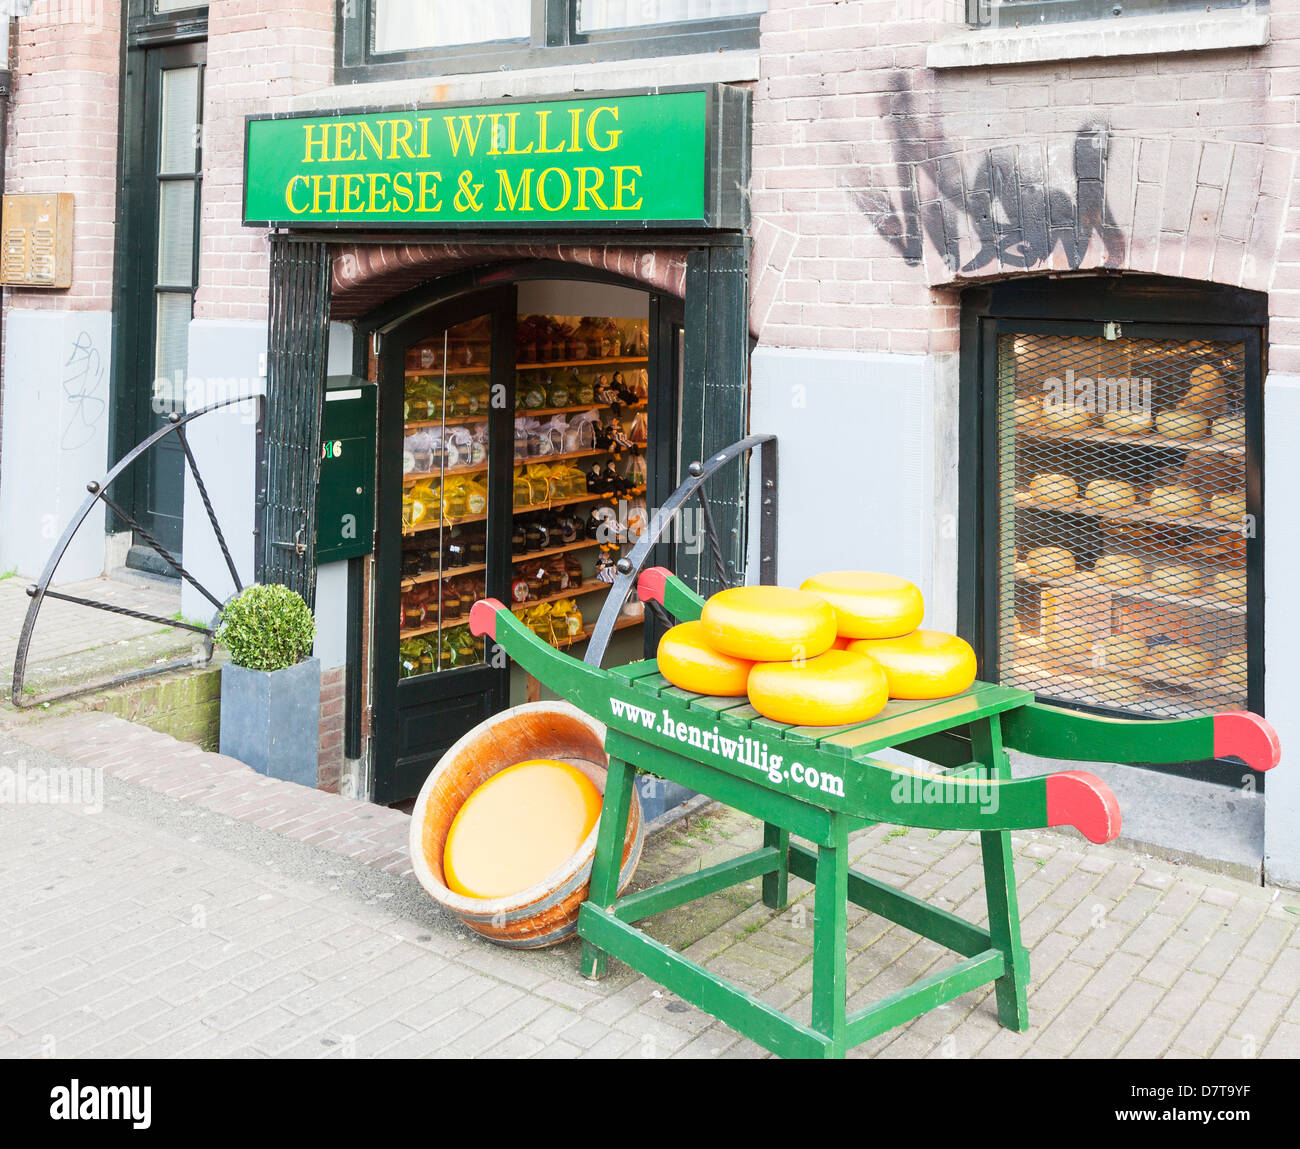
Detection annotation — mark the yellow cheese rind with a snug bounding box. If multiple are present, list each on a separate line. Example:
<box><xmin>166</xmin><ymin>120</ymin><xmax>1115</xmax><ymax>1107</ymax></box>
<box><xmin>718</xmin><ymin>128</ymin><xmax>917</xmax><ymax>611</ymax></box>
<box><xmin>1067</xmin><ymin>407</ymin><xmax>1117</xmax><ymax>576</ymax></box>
<box><xmin>656</xmin><ymin>621</ymin><xmax>754</xmax><ymax>696</ymax></box>
<box><xmin>443</xmin><ymin>759</ymin><xmax>602</xmax><ymax>900</ymax></box>
<box><xmin>700</xmin><ymin>586</ymin><xmax>837</xmax><ymax>662</ymax></box>
<box><xmin>746</xmin><ymin>650</ymin><xmax>889</xmax><ymax>727</ymax></box>
<box><xmin>846</xmin><ymin>630</ymin><xmax>977</xmax><ymax>700</ymax></box>
<box><xmin>798</xmin><ymin>570</ymin><xmax>924</xmax><ymax>640</ymax></box>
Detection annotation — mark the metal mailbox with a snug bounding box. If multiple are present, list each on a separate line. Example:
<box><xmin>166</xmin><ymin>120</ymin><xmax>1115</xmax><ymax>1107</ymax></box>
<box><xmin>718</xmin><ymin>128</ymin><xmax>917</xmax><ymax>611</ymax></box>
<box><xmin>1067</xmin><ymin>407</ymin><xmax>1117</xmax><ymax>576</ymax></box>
<box><xmin>316</xmin><ymin>376</ymin><xmax>376</xmax><ymax>563</ymax></box>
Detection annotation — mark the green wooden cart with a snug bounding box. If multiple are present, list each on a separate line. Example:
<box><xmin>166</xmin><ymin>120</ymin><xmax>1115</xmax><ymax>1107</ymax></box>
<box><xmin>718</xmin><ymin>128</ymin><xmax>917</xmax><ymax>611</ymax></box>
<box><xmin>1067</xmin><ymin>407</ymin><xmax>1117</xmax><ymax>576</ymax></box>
<box><xmin>468</xmin><ymin>569</ymin><xmax>1279</xmax><ymax>1059</ymax></box>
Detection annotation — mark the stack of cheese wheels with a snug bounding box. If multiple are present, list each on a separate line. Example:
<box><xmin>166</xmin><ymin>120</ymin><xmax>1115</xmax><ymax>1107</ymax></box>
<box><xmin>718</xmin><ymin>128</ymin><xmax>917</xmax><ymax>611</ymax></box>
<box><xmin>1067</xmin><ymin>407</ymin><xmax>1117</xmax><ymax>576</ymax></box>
<box><xmin>1086</xmin><ymin>478</ymin><xmax>1137</xmax><ymax>510</ymax></box>
<box><xmin>1039</xmin><ymin>401</ymin><xmax>1095</xmax><ymax>432</ymax></box>
<box><xmin>443</xmin><ymin>759</ymin><xmax>603</xmax><ymax>900</ymax></box>
<box><xmin>1101</xmin><ymin>408</ymin><xmax>1152</xmax><ymax>434</ymax></box>
<box><xmin>846</xmin><ymin>630</ymin><xmax>977</xmax><ymax>700</ymax></box>
<box><xmin>1095</xmin><ymin>553</ymin><xmax>1145</xmax><ymax>587</ymax></box>
<box><xmin>799</xmin><ymin>571</ymin><xmax>923</xmax><ymax>639</ymax></box>
<box><xmin>1029</xmin><ymin>472</ymin><xmax>1077</xmax><ymax>505</ymax></box>
<box><xmin>656</xmin><ymin>620</ymin><xmax>755</xmax><ymax>697</ymax></box>
<box><xmin>1026</xmin><ymin>545</ymin><xmax>1075</xmax><ymax>579</ymax></box>
<box><xmin>1149</xmin><ymin>484</ymin><xmax>1203</xmax><ymax>516</ymax></box>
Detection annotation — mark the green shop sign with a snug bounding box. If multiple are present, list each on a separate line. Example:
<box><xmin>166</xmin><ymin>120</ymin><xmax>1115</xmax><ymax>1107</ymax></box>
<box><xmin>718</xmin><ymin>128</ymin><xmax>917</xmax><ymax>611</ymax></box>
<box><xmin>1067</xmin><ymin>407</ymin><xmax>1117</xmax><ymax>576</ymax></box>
<box><xmin>243</xmin><ymin>89</ymin><xmax>746</xmax><ymax>230</ymax></box>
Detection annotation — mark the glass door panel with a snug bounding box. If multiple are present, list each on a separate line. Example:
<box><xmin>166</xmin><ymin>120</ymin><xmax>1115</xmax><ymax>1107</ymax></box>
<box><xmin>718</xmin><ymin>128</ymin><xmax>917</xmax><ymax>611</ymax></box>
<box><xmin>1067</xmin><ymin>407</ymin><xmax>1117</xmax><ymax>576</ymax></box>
<box><xmin>398</xmin><ymin>316</ymin><xmax>494</xmax><ymax>678</ymax></box>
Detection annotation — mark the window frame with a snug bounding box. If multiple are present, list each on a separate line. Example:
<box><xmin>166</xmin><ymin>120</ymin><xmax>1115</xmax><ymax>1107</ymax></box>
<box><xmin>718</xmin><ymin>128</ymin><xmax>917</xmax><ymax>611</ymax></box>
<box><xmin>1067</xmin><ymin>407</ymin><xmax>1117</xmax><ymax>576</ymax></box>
<box><xmin>336</xmin><ymin>0</ymin><xmax>762</xmax><ymax>85</ymax></box>
<box><xmin>965</xmin><ymin>0</ymin><xmax>1256</xmax><ymax>29</ymax></box>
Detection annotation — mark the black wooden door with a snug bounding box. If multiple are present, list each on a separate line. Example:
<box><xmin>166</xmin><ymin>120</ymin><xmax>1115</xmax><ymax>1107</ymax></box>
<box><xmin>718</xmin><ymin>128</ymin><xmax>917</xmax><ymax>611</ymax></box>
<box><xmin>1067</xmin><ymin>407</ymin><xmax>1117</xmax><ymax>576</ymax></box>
<box><xmin>371</xmin><ymin>287</ymin><xmax>516</xmax><ymax>805</ymax></box>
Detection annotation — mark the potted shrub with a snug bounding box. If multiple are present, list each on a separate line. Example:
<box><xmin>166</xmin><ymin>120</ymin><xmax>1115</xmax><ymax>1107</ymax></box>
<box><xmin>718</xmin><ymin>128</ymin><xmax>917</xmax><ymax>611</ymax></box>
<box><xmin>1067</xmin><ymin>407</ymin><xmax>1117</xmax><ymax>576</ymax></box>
<box><xmin>216</xmin><ymin>583</ymin><xmax>319</xmax><ymax>787</ymax></box>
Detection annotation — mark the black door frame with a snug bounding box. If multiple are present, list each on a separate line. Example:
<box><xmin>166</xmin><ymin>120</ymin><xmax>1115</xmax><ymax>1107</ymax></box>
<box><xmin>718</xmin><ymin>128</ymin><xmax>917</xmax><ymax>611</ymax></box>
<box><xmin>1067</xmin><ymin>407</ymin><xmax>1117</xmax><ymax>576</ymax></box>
<box><xmin>959</xmin><ymin>274</ymin><xmax>1268</xmax><ymax>786</ymax></box>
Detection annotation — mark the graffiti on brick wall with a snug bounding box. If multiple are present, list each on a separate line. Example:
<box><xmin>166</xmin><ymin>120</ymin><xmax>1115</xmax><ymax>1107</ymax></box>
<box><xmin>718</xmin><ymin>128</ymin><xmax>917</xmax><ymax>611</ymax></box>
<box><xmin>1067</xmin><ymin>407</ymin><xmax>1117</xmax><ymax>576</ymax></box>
<box><xmin>854</xmin><ymin>86</ymin><xmax>1124</xmax><ymax>276</ymax></box>
<box><xmin>62</xmin><ymin>329</ymin><xmax>107</xmax><ymax>452</ymax></box>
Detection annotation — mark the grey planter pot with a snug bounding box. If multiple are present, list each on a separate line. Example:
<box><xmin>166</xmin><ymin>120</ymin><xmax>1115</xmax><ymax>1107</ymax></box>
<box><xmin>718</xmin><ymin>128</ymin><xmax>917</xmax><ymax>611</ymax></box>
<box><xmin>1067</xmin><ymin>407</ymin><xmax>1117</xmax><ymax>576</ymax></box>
<box><xmin>635</xmin><ymin>775</ymin><xmax>697</xmax><ymax>824</ymax></box>
<box><xmin>219</xmin><ymin>657</ymin><xmax>321</xmax><ymax>788</ymax></box>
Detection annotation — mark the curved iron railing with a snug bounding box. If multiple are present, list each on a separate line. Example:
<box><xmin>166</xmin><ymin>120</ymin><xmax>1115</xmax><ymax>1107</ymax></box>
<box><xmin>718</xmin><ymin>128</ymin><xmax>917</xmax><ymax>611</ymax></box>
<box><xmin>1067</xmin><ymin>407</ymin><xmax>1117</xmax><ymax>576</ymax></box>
<box><xmin>584</xmin><ymin>433</ymin><xmax>777</xmax><ymax>668</ymax></box>
<box><xmin>11</xmin><ymin>395</ymin><xmax>262</xmax><ymax>708</ymax></box>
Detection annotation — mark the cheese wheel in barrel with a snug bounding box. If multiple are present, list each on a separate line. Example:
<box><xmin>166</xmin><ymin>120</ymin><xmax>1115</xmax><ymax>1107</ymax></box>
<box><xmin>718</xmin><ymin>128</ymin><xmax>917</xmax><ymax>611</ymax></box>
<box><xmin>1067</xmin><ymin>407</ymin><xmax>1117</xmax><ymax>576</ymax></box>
<box><xmin>1149</xmin><ymin>484</ymin><xmax>1203</xmax><ymax>516</ymax></box>
<box><xmin>700</xmin><ymin>585</ymin><xmax>837</xmax><ymax>662</ymax></box>
<box><xmin>798</xmin><ymin>571</ymin><xmax>924</xmax><ymax>640</ymax></box>
<box><xmin>1026</xmin><ymin>545</ymin><xmax>1075</xmax><ymax>579</ymax></box>
<box><xmin>443</xmin><ymin>759</ymin><xmax>602</xmax><ymax>900</ymax></box>
<box><xmin>656</xmin><ymin>620</ymin><xmax>754</xmax><ymax>697</ymax></box>
<box><xmin>1095</xmin><ymin>553</ymin><xmax>1145</xmax><ymax>587</ymax></box>
<box><xmin>846</xmin><ymin>630</ymin><xmax>977</xmax><ymax>700</ymax></box>
<box><xmin>747</xmin><ymin>650</ymin><xmax>889</xmax><ymax>727</ymax></box>
<box><xmin>1029</xmin><ymin>472</ymin><xmax>1078</xmax><ymax>505</ymax></box>
<box><xmin>1086</xmin><ymin>479</ymin><xmax>1137</xmax><ymax>510</ymax></box>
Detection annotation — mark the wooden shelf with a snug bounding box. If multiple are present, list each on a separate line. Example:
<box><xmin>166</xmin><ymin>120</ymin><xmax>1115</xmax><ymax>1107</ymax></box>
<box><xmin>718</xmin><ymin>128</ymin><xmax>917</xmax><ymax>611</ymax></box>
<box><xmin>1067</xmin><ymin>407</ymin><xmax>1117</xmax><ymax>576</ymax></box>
<box><xmin>557</xmin><ymin>613</ymin><xmax>643</xmax><ymax>649</ymax></box>
<box><xmin>403</xmin><ymin>511</ymin><xmax>489</xmax><ymax>535</ymax></box>
<box><xmin>513</xmin><ymin>539</ymin><xmax>600</xmax><ymax>563</ymax></box>
<box><xmin>1014</xmin><ymin>567</ymin><xmax>1247</xmax><ymax>615</ymax></box>
<box><xmin>511</xmin><ymin>579</ymin><xmax>614</xmax><ymax>608</ymax></box>
<box><xmin>1019</xmin><ymin>423</ymin><xmax>1245</xmax><ymax>458</ymax></box>
<box><xmin>399</xmin><ymin>616</ymin><xmax>475</xmax><ymax>639</ymax></box>
<box><xmin>404</xmin><ymin>414</ymin><xmax>489</xmax><ymax>430</ymax></box>
<box><xmin>405</xmin><ymin>365</ymin><xmax>491</xmax><ymax>379</ymax></box>
<box><xmin>512</xmin><ymin>493</ymin><xmax>605</xmax><ymax>513</ymax></box>
<box><xmin>514</xmin><ymin>402</ymin><xmax>609</xmax><ymax>418</ymax></box>
<box><xmin>516</xmin><ymin>356</ymin><xmax>648</xmax><ymax>371</ymax></box>
<box><xmin>1014</xmin><ymin>491</ymin><xmax>1246</xmax><ymax>533</ymax></box>
<box><xmin>401</xmin><ymin>562</ymin><xmax>487</xmax><ymax>591</ymax></box>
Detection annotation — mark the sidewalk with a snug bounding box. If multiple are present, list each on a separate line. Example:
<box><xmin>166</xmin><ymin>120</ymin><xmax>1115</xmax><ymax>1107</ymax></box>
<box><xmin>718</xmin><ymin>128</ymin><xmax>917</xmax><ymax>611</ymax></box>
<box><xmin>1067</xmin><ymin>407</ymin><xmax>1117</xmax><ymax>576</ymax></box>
<box><xmin>1</xmin><ymin>711</ymin><xmax>1297</xmax><ymax>1059</ymax></box>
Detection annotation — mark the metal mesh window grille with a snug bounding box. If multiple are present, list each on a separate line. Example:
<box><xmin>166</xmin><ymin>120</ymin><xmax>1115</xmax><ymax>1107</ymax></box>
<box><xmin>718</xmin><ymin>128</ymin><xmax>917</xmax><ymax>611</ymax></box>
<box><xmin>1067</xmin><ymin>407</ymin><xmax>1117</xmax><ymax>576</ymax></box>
<box><xmin>997</xmin><ymin>331</ymin><xmax>1250</xmax><ymax>719</ymax></box>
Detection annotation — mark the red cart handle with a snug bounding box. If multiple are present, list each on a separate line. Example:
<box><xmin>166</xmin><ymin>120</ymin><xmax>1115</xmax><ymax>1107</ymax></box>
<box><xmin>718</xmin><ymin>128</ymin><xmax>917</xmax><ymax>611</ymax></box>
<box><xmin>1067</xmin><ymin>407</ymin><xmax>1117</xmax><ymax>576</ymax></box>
<box><xmin>1045</xmin><ymin>772</ymin><xmax>1122</xmax><ymax>844</ymax></box>
<box><xmin>637</xmin><ymin>566</ymin><xmax>671</xmax><ymax>606</ymax></box>
<box><xmin>469</xmin><ymin>598</ymin><xmax>506</xmax><ymax>640</ymax></box>
<box><xmin>1214</xmin><ymin>712</ymin><xmax>1280</xmax><ymax>773</ymax></box>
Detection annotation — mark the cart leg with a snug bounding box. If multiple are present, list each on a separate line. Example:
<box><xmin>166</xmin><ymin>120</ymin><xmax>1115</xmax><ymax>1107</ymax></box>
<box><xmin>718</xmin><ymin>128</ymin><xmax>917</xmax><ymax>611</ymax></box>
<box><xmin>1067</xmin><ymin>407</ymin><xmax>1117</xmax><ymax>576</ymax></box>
<box><xmin>810</xmin><ymin>815</ymin><xmax>849</xmax><ymax>1058</ymax></box>
<box><xmin>762</xmin><ymin>823</ymin><xmax>790</xmax><ymax>910</ymax></box>
<box><xmin>972</xmin><ymin>717</ymin><xmax>1030</xmax><ymax>1032</ymax></box>
<box><xmin>581</xmin><ymin>755</ymin><xmax>635</xmax><ymax>981</ymax></box>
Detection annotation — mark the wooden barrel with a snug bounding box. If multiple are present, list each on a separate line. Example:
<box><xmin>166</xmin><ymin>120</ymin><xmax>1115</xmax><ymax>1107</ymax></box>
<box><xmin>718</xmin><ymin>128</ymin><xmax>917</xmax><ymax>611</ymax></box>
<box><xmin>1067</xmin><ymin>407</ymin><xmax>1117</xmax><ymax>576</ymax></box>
<box><xmin>408</xmin><ymin>700</ymin><xmax>643</xmax><ymax>949</ymax></box>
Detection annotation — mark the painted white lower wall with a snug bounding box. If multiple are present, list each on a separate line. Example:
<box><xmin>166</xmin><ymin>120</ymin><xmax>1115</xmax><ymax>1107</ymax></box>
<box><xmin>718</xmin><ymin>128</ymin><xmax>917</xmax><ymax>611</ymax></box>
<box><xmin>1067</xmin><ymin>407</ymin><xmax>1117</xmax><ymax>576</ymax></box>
<box><xmin>1264</xmin><ymin>373</ymin><xmax>1300</xmax><ymax>886</ymax></box>
<box><xmin>748</xmin><ymin>346</ymin><xmax>957</xmax><ymax>630</ymax></box>
<box><xmin>0</xmin><ymin>309</ymin><xmax>112</xmax><ymax>584</ymax></box>
<box><xmin>179</xmin><ymin>319</ymin><xmax>267</xmax><ymax>623</ymax></box>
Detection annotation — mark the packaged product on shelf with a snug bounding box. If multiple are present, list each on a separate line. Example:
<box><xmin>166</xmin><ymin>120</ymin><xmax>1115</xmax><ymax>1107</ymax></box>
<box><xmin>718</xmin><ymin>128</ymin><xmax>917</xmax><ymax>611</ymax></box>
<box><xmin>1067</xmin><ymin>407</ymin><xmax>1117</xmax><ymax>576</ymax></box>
<box><xmin>463</xmin><ymin>476</ymin><xmax>487</xmax><ymax>516</ymax></box>
<box><xmin>564</xmin><ymin>409</ymin><xmax>599</xmax><ymax>452</ymax></box>
<box><xmin>552</xmin><ymin>598</ymin><xmax>583</xmax><ymax>637</ymax></box>
<box><xmin>538</xmin><ymin>414</ymin><xmax>567</xmax><ymax>454</ymax></box>
<box><xmin>442</xmin><ymin>479</ymin><xmax>469</xmax><ymax>521</ymax></box>
<box><xmin>628</xmin><ymin>411</ymin><xmax>648</xmax><ymax>447</ymax></box>
<box><xmin>518</xmin><ymin>376</ymin><xmax>547</xmax><ymax>409</ymax></box>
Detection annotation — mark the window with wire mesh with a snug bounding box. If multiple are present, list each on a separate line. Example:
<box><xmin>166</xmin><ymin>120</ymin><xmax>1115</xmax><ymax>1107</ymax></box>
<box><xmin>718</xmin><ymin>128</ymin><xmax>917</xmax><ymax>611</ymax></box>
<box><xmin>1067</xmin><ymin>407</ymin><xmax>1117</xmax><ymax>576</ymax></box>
<box><xmin>997</xmin><ymin>332</ymin><xmax>1249</xmax><ymax>719</ymax></box>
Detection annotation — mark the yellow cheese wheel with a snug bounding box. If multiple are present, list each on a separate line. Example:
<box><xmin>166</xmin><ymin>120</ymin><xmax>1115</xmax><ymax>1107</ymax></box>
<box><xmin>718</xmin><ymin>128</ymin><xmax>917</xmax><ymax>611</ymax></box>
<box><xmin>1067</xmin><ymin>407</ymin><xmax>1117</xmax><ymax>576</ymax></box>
<box><xmin>444</xmin><ymin>760</ymin><xmax>602</xmax><ymax>900</ymax></box>
<box><xmin>656</xmin><ymin>621</ymin><xmax>754</xmax><ymax>697</ymax></box>
<box><xmin>1149</xmin><ymin>484</ymin><xmax>1203</xmax><ymax>516</ymax></box>
<box><xmin>1219</xmin><ymin>651</ymin><xmax>1247</xmax><ymax>684</ymax></box>
<box><xmin>1212</xmin><ymin>415</ymin><xmax>1245</xmax><ymax>440</ymax></box>
<box><xmin>700</xmin><ymin>585</ymin><xmax>837</xmax><ymax>662</ymax></box>
<box><xmin>1092</xmin><ymin>673</ymin><xmax>1145</xmax><ymax>704</ymax></box>
<box><xmin>1210</xmin><ymin>492</ymin><xmax>1245</xmax><ymax>519</ymax></box>
<box><xmin>1095</xmin><ymin>554</ymin><xmax>1145</xmax><ymax>587</ymax></box>
<box><xmin>746</xmin><ymin>650</ymin><xmax>888</xmax><ymax>727</ymax></box>
<box><xmin>1151</xmin><ymin>564</ymin><xmax>1203</xmax><ymax>595</ymax></box>
<box><xmin>1029</xmin><ymin>472</ymin><xmax>1078</xmax><ymax>505</ymax></box>
<box><xmin>1100</xmin><ymin>408</ymin><xmax>1153</xmax><ymax>434</ymax></box>
<box><xmin>1156</xmin><ymin>408</ymin><xmax>1209</xmax><ymax>440</ymax></box>
<box><xmin>1086</xmin><ymin>479</ymin><xmax>1137</xmax><ymax>510</ymax></box>
<box><xmin>1181</xmin><ymin>363</ymin><xmax>1228</xmax><ymax>411</ymax></box>
<box><xmin>846</xmin><ymin>630</ymin><xmax>977</xmax><ymax>700</ymax></box>
<box><xmin>798</xmin><ymin>571</ymin><xmax>924</xmax><ymax>640</ymax></box>
<box><xmin>1014</xmin><ymin>397</ymin><xmax>1042</xmax><ymax>428</ymax></box>
<box><xmin>1103</xmin><ymin>634</ymin><xmax>1147</xmax><ymax>668</ymax></box>
<box><xmin>1039</xmin><ymin>402</ymin><xmax>1095</xmax><ymax>432</ymax></box>
<box><xmin>1026</xmin><ymin>545</ymin><xmax>1075</xmax><ymax>579</ymax></box>
<box><xmin>1151</xmin><ymin>642</ymin><xmax>1214</xmax><ymax>679</ymax></box>
<box><xmin>1213</xmin><ymin>572</ymin><xmax>1246</xmax><ymax>603</ymax></box>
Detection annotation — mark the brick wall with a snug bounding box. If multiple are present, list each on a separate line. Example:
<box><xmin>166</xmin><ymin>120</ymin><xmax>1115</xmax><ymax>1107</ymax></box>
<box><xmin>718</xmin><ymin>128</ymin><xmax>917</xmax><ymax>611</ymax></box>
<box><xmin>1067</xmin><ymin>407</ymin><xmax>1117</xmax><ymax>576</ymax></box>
<box><xmin>3</xmin><ymin>0</ymin><xmax>123</xmax><ymax>311</ymax></box>
<box><xmin>195</xmin><ymin>0</ymin><xmax>334</xmax><ymax>323</ymax></box>
<box><xmin>317</xmin><ymin>664</ymin><xmax>345</xmax><ymax>792</ymax></box>
<box><xmin>749</xmin><ymin>1</ymin><xmax>1300</xmax><ymax>361</ymax></box>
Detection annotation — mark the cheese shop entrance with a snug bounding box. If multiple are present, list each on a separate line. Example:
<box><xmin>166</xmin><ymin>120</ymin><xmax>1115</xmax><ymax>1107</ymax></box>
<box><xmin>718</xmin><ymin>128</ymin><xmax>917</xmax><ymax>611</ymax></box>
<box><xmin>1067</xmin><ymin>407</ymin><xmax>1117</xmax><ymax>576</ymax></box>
<box><xmin>369</xmin><ymin>271</ymin><xmax>683</xmax><ymax>805</ymax></box>
<box><xmin>960</xmin><ymin>277</ymin><xmax>1266</xmax><ymax>786</ymax></box>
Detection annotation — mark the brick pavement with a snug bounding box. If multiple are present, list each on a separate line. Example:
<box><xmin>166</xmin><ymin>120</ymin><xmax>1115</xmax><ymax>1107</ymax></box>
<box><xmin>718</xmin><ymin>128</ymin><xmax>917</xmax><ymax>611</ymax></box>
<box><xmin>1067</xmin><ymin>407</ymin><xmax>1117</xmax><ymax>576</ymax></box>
<box><xmin>1</xmin><ymin>711</ymin><xmax>1298</xmax><ymax>1059</ymax></box>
